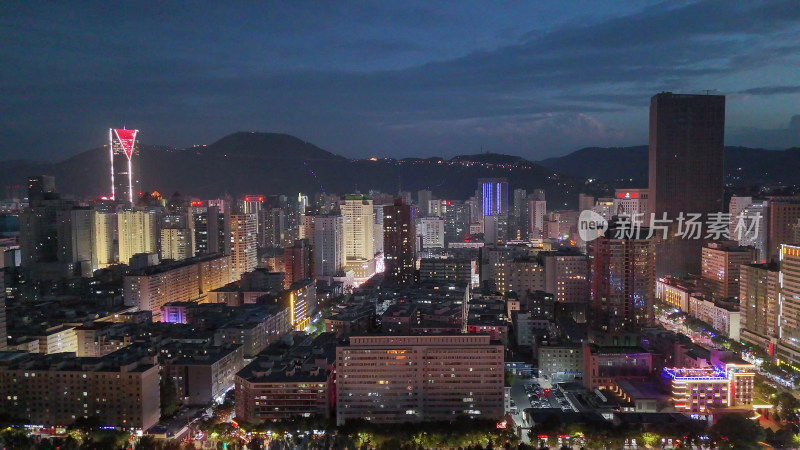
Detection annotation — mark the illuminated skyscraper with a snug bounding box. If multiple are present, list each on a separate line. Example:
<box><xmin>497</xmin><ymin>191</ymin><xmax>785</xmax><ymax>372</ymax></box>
<box><xmin>478</xmin><ymin>178</ymin><xmax>508</xmax><ymax>217</ymax></box>
<box><xmin>109</xmin><ymin>128</ymin><xmax>140</xmax><ymax>206</ymax></box>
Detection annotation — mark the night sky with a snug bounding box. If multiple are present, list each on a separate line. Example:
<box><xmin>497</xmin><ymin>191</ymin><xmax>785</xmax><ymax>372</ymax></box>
<box><xmin>3</xmin><ymin>1</ymin><xmax>800</xmax><ymax>161</ymax></box>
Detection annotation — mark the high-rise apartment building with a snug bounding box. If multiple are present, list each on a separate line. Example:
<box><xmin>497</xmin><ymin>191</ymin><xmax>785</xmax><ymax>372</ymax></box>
<box><xmin>56</xmin><ymin>208</ymin><xmax>95</xmax><ymax>276</ymax></box>
<box><xmin>27</xmin><ymin>175</ymin><xmax>56</xmax><ymax>207</ymax></box>
<box><xmin>417</xmin><ymin>190</ymin><xmax>433</xmax><ymax>216</ymax></box>
<box><xmin>160</xmin><ymin>228</ymin><xmax>195</xmax><ymax>261</ymax></box>
<box><xmin>648</xmin><ymin>93</ymin><xmax>725</xmax><ymax>277</ymax></box>
<box><xmin>242</xmin><ymin>195</ymin><xmax>264</xmax><ymax>245</ymax></box>
<box><xmin>700</xmin><ymin>241</ymin><xmax>754</xmax><ymax>299</ymax></box>
<box><xmin>443</xmin><ymin>201</ymin><xmax>470</xmax><ymax>244</ymax></box>
<box><xmin>336</xmin><ymin>335</ymin><xmax>504</xmax><ymax>425</ymax></box>
<box><xmin>0</xmin><ymin>351</ymin><xmax>160</xmax><ymax>430</ymax></box>
<box><xmin>227</xmin><ymin>213</ymin><xmax>257</xmax><ymax>280</ymax></box>
<box><xmin>734</xmin><ymin>201</ymin><xmax>769</xmax><ymax>263</ymax></box>
<box><xmin>109</xmin><ymin>128</ymin><xmax>140</xmax><ymax>206</ymax></box>
<box><xmin>341</xmin><ymin>194</ymin><xmax>374</xmax><ymax>261</ymax></box>
<box><xmin>540</xmin><ymin>250</ymin><xmax>590</xmax><ymax>304</ymax></box>
<box><xmin>778</xmin><ymin>245</ymin><xmax>800</xmax><ymax>367</ymax></box>
<box><xmin>305</xmin><ymin>213</ymin><xmax>345</xmax><ymax>278</ymax></box>
<box><xmin>284</xmin><ymin>239</ymin><xmax>312</xmax><ymax>289</ymax></box>
<box><xmin>512</xmin><ymin>188</ymin><xmax>528</xmax><ymax>240</ymax></box>
<box><xmin>384</xmin><ymin>199</ymin><xmax>416</xmax><ymax>283</ymax></box>
<box><xmin>93</xmin><ymin>211</ymin><xmax>116</xmax><ymax>268</ymax></box>
<box><xmin>193</xmin><ymin>206</ymin><xmax>226</xmax><ymax>256</ymax></box>
<box><xmin>117</xmin><ymin>209</ymin><xmax>157</xmax><ymax>266</ymax></box>
<box><xmin>528</xmin><ymin>191</ymin><xmax>546</xmax><ymax>239</ymax></box>
<box><xmin>768</xmin><ymin>197</ymin><xmax>800</xmax><ymax>262</ymax></box>
<box><xmin>590</xmin><ymin>224</ymin><xmax>656</xmax><ymax>333</ymax></box>
<box><xmin>739</xmin><ymin>263</ymin><xmax>780</xmax><ymax>348</ymax></box>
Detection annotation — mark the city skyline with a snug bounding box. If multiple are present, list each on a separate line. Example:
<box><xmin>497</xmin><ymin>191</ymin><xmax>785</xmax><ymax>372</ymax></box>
<box><xmin>2</xmin><ymin>1</ymin><xmax>800</xmax><ymax>161</ymax></box>
<box><xmin>4</xmin><ymin>3</ymin><xmax>800</xmax><ymax>448</ymax></box>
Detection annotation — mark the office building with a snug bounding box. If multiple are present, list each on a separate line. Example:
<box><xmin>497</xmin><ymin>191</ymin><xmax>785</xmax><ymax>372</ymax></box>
<box><xmin>583</xmin><ymin>345</ymin><xmax>653</xmax><ymax>390</ymax></box>
<box><xmin>227</xmin><ymin>213</ymin><xmax>258</xmax><ymax>280</ymax></box>
<box><xmin>648</xmin><ymin>93</ymin><xmax>725</xmax><ymax>277</ymax></box>
<box><xmin>109</xmin><ymin>128</ymin><xmax>140</xmax><ymax>206</ymax></box>
<box><xmin>417</xmin><ymin>217</ymin><xmax>445</xmax><ymax>250</ymax></box>
<box><xmin>612</xmin><ymin>189</ymin><xmax>649</xmax><ymax>217</ymax></box>
<box><xmin>479</xmin><ymin>178</ymin><xmax>509</xmax><ymax>217</ymax></box>
<box><xmin>117</xmin><ymin>209</ymin><xmax>157</xmax><ymax>266</ymax></box>
<box><xmin>419</xmin><ymin>258</ymin><xmax>473</xmax><ymax>284</ymax></box>
<box><xmin>538</xmin><ymin>345</ymin><xmax>584</xmax><ymax>382</ymax></box>
<box><xmin>384</xmin><ymin>199</ymin><xmax>417</xmax><ymax>283</ymax></box>
<box><xmin>656</xmin><ymin>277</ymin><xmax>699</xmax><ymax>312</ymax></box>
<box><xmin>336</xmin><ymin>335</ymin><xmax>504</xmax><ymax>425</ymax></box>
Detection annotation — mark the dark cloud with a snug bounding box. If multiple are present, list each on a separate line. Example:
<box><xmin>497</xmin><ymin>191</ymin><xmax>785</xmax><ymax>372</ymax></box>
<box><xmin>739</xmin><ymin>85</ymin><xmax>800</xmax><ymax>96</ymax></box>
<box><xmin>1</xmin><ymin>0</ymin><xmax>800</xmax><ymax>160</ymax></box>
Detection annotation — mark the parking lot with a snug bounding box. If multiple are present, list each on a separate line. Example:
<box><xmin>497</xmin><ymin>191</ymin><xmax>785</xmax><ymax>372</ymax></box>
<box><xmin>509</xmin><ymin>376</ymin><xmax>576</xmax><ymax>427</ymax></box>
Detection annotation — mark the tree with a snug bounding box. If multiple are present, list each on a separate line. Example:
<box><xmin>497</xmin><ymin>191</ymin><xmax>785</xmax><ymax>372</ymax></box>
<box><xmin>160</xmin><ymin>375</ymin><xmax>181</xmax><ymax>418</ymax></box>
<box><xmin>709</xmin><ymin>414</ymin><xmax>765</xmax><ymax>450</ymax></box>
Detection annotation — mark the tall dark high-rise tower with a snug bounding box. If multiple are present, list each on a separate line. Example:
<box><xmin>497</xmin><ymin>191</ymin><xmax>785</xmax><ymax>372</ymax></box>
<box><xmin>383</xmin><ymin>199</ymin><xmax>417</xmax><ymax>283</ymax></box>
<box><xmin>648</xmin><ymin>93</ymin><xmax>725</xmax><ymax>276</ymax></box>
<box><xmin>590</xmin><ymin>223</ymin><xmax>655</xmax><ymax>334</ymax></box>
<box><xmin>109</xmin><ymin>128</ymin><xmax>140</xmax><ymax>206</ymax></box>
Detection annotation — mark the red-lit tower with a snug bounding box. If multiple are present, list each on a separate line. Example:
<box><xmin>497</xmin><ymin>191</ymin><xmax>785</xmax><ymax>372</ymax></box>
<box><xmin>109</xmin><ymin>128</ymin><xmax>139</xmax><ymax>206</ymax></box>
